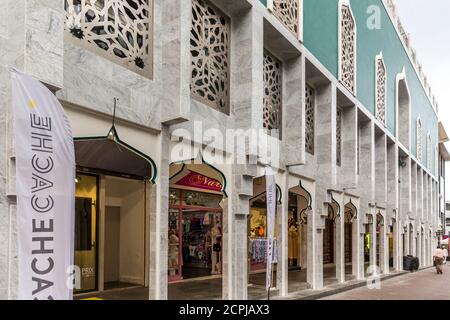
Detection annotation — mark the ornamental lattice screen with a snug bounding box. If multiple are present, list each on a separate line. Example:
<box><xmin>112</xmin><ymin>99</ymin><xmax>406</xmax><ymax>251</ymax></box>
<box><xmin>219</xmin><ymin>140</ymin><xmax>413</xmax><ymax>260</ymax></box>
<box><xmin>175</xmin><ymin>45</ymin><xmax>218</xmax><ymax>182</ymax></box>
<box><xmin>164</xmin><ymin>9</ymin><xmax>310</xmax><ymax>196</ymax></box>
<box><xmin>64</xmin><ymin>0</ymin><xmax>153</xmax><ymax>79</ymax></box>
<box><xmin>336</xmin><ymin>107</ymin><xmax>342</xmax><ymax>166</ymax></box>
<box><xmin>305</xmin><ymin>84</ymin><xmax>315</xmax><ymax>154</ymax></box>
<box><xmin>376</xmin><ymin>56</ymin><xmax>387</xmax><ymax>126</ymax></box>
<box><xmin>272</xmin><ymin>0</ymin><xmax>300</xmax><ymax>37</ymax></box>
<box><xmin>190</xmin><ymin>0</ymin><xmax>230</xmax><ymax>114</ymax></box>
<box><xmin>339</xmin><ymin>4</ymin><xmax>356</xmax><ymax>95</ymax></box>
<box><xmin>263</xmin><ymin>51</ymin><xmax>282</xmax><ymax>137</ymax></box>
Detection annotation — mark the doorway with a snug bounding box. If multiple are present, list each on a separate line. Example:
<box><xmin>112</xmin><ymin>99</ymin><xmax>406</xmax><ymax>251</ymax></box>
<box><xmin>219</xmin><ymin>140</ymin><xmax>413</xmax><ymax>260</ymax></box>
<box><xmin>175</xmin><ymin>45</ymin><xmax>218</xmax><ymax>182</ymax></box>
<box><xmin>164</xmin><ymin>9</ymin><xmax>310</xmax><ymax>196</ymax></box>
<box><xmin>167</xmin><ymin>162</ymin><xmax>225</xmax><ymax>300</ymax></box>
<box><xmin>344</xmin><ymin>201</ymin><xmax>356</xmax><ymax>278</ymax></box>
<box><xmin>74</xmin><ymin>174</ymin><xmax>99</xmax><ymax>293</ymax></box>
<box><xmin>323</xmin><ymin>204</ymin><xmax>337</xmax><ymax>284</ymax></box>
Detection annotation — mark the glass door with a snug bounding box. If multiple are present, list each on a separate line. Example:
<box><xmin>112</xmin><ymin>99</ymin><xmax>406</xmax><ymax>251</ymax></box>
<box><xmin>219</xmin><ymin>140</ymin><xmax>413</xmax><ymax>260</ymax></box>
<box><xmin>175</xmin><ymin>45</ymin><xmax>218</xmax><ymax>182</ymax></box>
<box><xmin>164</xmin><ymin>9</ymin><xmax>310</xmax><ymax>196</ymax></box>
<box><xmin>74</xmin><ymin>174</ymin><xmax>98</xmax><ymax>293</ymax></box>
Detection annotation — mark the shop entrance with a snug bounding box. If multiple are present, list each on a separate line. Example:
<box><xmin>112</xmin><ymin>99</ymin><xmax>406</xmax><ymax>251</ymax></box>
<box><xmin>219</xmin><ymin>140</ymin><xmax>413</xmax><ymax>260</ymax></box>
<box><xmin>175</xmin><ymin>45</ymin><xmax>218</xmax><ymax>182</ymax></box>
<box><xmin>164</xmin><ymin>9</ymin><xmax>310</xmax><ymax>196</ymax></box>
<box><xmin>388</xmin><ymin>224</ymin><xmax>394</xmax><ymax>271</ymax></box>
<box><xmin>323</xmin><ymin>203</ymin><xmax>337</xmax><ymax>283</ymax></box>
<box><xmin>104</xmin><ymin>176</ymin><xmax>147</xmax><ymax>290</ymax></box>
<box><xmin>74</xmin><ymin>173</ymin><xmax>99</xmax><ymax>293</ymax></box>
<box><xmin>364</xmin><ymin>216</ymin><xmax>373</xmax><ymax>276</ymax></box>
<box><xmin>409</xmin><ymin>223</ymin><xmax>414</xmax><ymax>256</ymax></box>
<box><xmin>167</xmin><ymin>163</ymin><xmax>225</xmax><ymax>300</ymax></box>
<box><xmin>344</xmin><ymin>202</ymin><xmax>356</xmax><ymax>278</ymax></box>
<box><xmin>248</xmin><ymin>176</ymin><xmax>280</xmax><ymax>298</ymax></box>
<box><xmin>73</xmin><ymin>125</ymin><xmax>156</xmax><ymax>299</ymax></box>
<box><xmin>376</xmin><ymin>213</ymin><xmax>384</xmax><ymax>269</ymax></box>
<box><xmin>286</xmin><ymin>185</ymin><xmax>310</xmax><ymax>293</ymax></box>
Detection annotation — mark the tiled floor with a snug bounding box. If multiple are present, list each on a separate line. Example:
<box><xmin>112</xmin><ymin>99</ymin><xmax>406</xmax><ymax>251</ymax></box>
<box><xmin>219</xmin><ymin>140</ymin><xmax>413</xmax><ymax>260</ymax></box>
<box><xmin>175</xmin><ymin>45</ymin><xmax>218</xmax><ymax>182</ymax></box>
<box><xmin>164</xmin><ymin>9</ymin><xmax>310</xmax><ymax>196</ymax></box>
<box><xmin>76</xmin><ymin>263</ymin><xmax>356</xmax><ymax>300</ymax></box>
<box><xmin>322</xmin><ymin>265</ymin><xmax>447</xmax><ymax>300</ymax></box>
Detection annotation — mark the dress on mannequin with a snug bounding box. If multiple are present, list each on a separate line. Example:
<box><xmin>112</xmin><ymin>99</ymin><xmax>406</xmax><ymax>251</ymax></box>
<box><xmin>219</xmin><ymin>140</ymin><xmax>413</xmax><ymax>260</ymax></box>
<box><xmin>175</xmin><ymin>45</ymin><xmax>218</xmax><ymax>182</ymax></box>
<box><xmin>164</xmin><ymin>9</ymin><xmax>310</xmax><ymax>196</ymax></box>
<box><xmin>211</xmin><ymin>221</ymin><xmax>222</xmax><ymax>274</ymax></box>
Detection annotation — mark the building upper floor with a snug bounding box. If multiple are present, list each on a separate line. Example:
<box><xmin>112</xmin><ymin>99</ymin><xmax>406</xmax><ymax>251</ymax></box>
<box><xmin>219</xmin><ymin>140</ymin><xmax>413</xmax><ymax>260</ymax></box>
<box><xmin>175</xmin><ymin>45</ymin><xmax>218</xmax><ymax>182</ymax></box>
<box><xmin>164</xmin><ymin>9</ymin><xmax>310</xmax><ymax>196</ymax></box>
<box><xmin>0</xmin><ymin>0</ymin><xmax>445</xmax><ymax>180</ymax></box>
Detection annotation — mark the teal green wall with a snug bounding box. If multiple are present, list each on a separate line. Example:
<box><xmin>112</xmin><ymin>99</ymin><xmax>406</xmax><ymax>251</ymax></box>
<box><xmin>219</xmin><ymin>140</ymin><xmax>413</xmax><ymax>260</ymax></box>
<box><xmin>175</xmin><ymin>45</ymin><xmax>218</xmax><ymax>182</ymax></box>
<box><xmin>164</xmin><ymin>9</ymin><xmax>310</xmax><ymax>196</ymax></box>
<box><xmin>258</xmin><ymin>0</ymin><xmax>438</xmax><ymax>175</ymax></box>
<box><xmin>302</xmin><ymin>0</ymin><xmax>438</xmax><ymax>175</ymax></box>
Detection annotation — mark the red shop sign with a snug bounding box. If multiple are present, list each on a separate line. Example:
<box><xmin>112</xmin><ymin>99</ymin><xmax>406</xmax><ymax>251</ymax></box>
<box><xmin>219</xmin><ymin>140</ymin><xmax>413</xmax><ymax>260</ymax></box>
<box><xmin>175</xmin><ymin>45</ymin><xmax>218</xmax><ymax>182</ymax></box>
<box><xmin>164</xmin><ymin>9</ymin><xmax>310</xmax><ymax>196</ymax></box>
<box><xmin>174</xmin><ymin>170</ymin><xmax>223</xmax><ymax>192</ymax></box>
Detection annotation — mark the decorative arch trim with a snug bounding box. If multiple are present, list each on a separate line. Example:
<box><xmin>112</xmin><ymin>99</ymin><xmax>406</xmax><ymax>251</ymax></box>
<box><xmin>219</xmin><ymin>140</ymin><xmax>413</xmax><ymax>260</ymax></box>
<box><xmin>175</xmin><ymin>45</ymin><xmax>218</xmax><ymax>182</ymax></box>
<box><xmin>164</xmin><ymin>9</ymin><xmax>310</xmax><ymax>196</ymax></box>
<box><xmin>74</xmin><ymin>125</ymin><xmax>158</xmax><ymax>183</ymax></box>
<box><xmin>169</xmin><ymin>157</ymin><xmax>228</xmax><ymax>198</ymax></box>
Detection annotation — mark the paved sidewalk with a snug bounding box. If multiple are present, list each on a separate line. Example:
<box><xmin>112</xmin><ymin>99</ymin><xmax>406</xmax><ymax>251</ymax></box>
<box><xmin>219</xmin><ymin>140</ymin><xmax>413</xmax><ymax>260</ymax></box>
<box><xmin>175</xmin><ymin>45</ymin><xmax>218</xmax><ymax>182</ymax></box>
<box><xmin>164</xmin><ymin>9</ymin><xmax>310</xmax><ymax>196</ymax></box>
<box><xmin>321</xmin><ymin>264</ymin><xmax>450</xmax><ymax>300</ymax></box>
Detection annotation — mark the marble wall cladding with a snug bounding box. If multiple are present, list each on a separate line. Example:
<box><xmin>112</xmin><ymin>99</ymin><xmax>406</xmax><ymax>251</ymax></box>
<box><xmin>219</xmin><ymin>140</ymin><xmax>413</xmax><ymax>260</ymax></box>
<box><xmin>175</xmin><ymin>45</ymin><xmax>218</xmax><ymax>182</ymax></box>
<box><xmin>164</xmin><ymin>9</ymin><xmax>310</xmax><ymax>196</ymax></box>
<box><xmin>282</xmin><ymin>57</ymin><xmax>303</xmax><ymax>165</ymax></box>
<box><xmin>357</xmin><ymin>121</ymin><xmax>374</xmax><ymax>203</ymax></box>
<box><xmin>0</xmin><ymin>1</ymin><xmax>8</xmax><ymax>39</ymax></box>
<box><xmin>3</xmin><ymin>0</ymin><xmax>25</xmax><ymax>69</ymax></box>
<box><xmin>57</xmin><ymin>43</ymin><xmax>161</xmax><ymax>131</ymax></box>
<box><xmin>314</xmin><ymin>84</ymin><xmax>334</xmax><ymax>187</ymax></box>
<box><xmin>0</xmin><ymin>65</ymin><xmax>9</xmax><ymax>299</ymax></box>
<box><xmin>417</xmin><ymin>168</ymin><xmax>423</xmax><ymax>219</ymax></box>
<box><xmin>386</xmin><ymin>142</ymin><xmax>398</xmax><ymax>212</ymax></box>
<box><xmin>375</xmin><ymin>134</ymin><xmax>387</xmax><ymax>206</ymax></box>
<box><xmin>400</xmin><ymin>159</ymin><xmax>412</xmax><ymax>218</ymax></box>
<box><xmin>25</xmin><ymin>0</ymin><xmax>64</xmax><ymax>88</ymax></box>
<box><xmin>411</xmin><ymin>163</ymin><xmax>417</xmax><ymax>216</ymax></box>
<box><xmin>161</xmin><ymin>0</ymin><xmax>190</xmax><ymax>123</ymax></box>
<box><xmin>340</xmin><ymin>107</ymin><xmax>357</xmax><ymax>189</ymax></box>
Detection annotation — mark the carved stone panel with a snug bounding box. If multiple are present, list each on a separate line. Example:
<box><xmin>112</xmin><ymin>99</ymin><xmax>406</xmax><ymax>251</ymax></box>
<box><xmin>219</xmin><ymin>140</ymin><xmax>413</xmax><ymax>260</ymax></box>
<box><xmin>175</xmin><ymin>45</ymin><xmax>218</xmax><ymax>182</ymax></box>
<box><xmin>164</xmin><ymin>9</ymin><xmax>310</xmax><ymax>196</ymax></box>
<box><xmin>190</xmin><ymin>0</ymin><xmax>230</xmax><ymax>114</ymax></box>
<box><xmin>273</xmin><ymin>0</ymin><xmax>300</xmax><ymax>37</ymax></box>
<box><xmin>263</xmin><ymin>51</ymin><xmax>282</xmax><ymax>137</ymax></box>
<box><xmin>340</xmin><ymin>4</ymin><xmax>356</xmax><ymax>94</ymax></box>
<box><xmin>336</xmin><ymin>107</ymin><xmax>342</xmax><ymax>167</ymax></box>
<box><xmin>65</xmin><ymin>0</ymin><xmax>153</xmax><ymax>79</ymax></box>
<box><xmin>305</xmin><ymin>84</ymin><xmax>315</xmax><ymax>154</ymax></box>
<box><xmin>376</xmin><ymin>57</ymin><xmax>387</xmax><ymax>126</ymax></box>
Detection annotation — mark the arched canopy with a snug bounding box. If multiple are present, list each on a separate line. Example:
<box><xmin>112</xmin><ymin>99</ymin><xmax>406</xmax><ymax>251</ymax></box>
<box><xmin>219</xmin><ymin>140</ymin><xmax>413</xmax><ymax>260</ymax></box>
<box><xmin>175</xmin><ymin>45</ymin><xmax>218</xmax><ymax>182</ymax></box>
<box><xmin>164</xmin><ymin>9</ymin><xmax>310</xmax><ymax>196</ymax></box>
<box><xmin>169</xmin><ymin>160</ymin><xmax>227</xmax><ymax>197</ymax></box>
<box><xmin>250</xmin><ymin>176</ymin><xmax>282</xmax><ymax>205</ymax></box>
<box><xmin>344</xmin><ymin>200</ymin><xmax>357</xmax><ymax>223</ymax></box>
<box><xmin>74</xmin><ymin>126</ymin><xmax>157</xmax><ymax>182</ymax></box>
<box><xmin>289</xmin><ymin>180</ymin><xmax>313</xmax><ymax>209</ymax></box>
<box><xmin>376</xmin><ymin>211</ymin><xmax>384</xmax><ymax>227</ymax></box>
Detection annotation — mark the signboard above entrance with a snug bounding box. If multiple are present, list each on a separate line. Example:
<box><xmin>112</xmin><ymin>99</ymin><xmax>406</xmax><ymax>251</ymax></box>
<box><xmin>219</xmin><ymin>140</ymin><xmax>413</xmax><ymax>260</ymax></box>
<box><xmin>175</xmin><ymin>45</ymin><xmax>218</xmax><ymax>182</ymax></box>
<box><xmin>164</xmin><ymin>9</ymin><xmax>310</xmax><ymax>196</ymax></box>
<box><xmin>174</xmin><ymin>170</ymin><xmax>223</xmax><ymax>193</ymax></box>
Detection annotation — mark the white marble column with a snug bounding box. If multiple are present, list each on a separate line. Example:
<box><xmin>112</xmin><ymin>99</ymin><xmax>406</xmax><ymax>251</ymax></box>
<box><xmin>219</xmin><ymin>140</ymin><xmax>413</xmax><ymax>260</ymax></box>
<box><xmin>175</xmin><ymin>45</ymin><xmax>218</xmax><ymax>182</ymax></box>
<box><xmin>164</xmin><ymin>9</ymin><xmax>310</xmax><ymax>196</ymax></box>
<box><xmin>380</xmin><ymin>221</ymin><xmax>388</xmax><ymax>274</ymax></box>
<box><xmin>335</xmin><ymin>194</ymin><xmax>345</xmax><ymax>283</ymax></box>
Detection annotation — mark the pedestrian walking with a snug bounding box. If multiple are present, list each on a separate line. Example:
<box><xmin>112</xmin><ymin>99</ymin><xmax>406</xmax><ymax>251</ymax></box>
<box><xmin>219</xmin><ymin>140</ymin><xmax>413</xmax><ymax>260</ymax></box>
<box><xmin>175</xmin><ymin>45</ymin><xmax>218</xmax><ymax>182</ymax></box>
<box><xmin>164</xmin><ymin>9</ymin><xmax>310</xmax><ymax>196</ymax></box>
<box><xmin>433</xmin><ymin>246</ymin><xmax>445</xmax><ymax>274</ymax></box>
<box><xmin>442</xmin><ymin>245</ymin><xmax>448</xmax><ymax>265</ymax></box>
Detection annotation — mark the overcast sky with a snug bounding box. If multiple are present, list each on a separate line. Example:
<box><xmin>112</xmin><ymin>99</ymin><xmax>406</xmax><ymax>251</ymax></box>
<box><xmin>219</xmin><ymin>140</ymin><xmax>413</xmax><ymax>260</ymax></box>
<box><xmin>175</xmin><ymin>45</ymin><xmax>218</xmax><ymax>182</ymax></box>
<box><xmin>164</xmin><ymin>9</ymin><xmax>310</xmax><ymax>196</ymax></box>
<box><xmin>396</xmin><ymin>0</ymin><xmax>450</xmax><ymax>199</ymax></box>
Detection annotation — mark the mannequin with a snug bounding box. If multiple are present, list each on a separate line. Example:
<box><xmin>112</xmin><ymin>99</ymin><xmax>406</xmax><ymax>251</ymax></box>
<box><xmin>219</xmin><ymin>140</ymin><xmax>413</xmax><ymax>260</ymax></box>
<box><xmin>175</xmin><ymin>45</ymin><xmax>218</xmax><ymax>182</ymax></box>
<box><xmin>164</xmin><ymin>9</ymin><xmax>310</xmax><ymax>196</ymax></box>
<box><xmin>168</xmin><ymin>229</ymin><xmax>179</xmax><ymax>273</ymax></box>
<box><xmin>211</xmin><ymin>218</ymin><xmax>222</xmax><ymax>274</ymax></box>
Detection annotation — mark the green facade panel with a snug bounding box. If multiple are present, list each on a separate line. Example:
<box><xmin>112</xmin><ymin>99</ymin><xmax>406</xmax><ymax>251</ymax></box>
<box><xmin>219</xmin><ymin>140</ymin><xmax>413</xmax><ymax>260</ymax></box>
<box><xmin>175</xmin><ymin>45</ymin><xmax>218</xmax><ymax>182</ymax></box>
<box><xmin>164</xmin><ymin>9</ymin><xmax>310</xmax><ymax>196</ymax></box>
<box><xmin>259</xmin><ymin>0</ymin><xmax>438</xmax><ymax>174</ymax></box>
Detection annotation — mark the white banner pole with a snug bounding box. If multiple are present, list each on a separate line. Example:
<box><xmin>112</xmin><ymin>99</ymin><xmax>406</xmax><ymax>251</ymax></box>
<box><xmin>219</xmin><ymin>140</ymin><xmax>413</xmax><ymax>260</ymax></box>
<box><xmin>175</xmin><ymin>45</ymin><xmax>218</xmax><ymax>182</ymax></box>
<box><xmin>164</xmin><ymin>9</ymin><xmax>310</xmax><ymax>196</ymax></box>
<box><xmin>11</xmin><ymin>70</ymin><xmax>75</xmax><ymax>300</ymax></box>
<box><xmin>265</xmin><ymin>166</ymin><xmax>276</xmax><ymax>299</ymax></box>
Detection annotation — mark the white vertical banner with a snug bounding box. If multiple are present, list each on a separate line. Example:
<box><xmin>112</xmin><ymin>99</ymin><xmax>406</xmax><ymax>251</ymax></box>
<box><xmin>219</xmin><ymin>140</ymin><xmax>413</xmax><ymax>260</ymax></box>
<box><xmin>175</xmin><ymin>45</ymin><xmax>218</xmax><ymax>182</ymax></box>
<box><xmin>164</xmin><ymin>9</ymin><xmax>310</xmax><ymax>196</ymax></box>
<box><xmin>265</xmin><ymin>166</ymin><xmax>276</xmax><ymax>292</ymax></box>
<box><xmin>11</xmin><ymin>70</ymin><xmax>75</xmax><ymax>300</ymax></box>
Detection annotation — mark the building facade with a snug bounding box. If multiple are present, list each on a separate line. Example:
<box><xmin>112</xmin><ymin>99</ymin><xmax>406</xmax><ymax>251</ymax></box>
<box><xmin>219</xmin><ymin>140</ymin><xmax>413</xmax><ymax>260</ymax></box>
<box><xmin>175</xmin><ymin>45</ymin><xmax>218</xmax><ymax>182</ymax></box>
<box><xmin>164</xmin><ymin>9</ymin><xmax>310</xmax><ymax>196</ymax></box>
<box><xmin>0</xmin><ymin>0</ymin><xmax>448</xmax><ymax>300</ymax></box>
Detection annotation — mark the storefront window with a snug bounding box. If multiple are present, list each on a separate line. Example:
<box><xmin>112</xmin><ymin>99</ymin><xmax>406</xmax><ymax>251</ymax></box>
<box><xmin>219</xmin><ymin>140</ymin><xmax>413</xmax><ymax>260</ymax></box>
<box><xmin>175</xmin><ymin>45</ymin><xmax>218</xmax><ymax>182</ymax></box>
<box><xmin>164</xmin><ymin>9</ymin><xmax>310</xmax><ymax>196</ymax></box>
<box><xmin>168</xmin><ymin>189</ymin><xmax>223</xmax><ymax>281</ymax></box>
<box><xmin>182</xmin><ymin>190</ymin><xmax>222</xmax><ymax>208</ymax></box>
<box><xmin>74</xmin><ymin>174</ymin><xmax>98</xmax><ymax>293</ymax></box>
<box><xmin>248</xmin><ymin>194</ymin><xmax>278</xmax><ymax>272</ymax></box>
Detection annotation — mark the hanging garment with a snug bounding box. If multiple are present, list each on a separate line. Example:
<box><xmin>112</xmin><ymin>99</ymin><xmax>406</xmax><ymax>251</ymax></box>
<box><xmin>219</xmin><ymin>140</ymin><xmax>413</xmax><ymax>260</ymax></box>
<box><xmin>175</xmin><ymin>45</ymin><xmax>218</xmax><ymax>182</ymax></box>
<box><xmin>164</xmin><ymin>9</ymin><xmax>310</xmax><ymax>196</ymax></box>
<box><xmin>213</xmin><ymin>243</ymin><xmax>221</xmax><ymax>252</ymax></box>
<box><xmin>203</xmin><ymin>213</ymin><xmax>211</xmax><ymax>225</ymax></box>
<box><xmin>251</xmin><ymin>238</ymin><xmax>278</xmax><ymax>263</ymax></box>
<box><xmin>189</xmin><ymin>245</ymin><xmax>197</xmax><ymax>257</ymax></box>
<box><xmin>288</xmin><ymin>226</ymin><xmax>299</xmax><ymax>260</ymax></box>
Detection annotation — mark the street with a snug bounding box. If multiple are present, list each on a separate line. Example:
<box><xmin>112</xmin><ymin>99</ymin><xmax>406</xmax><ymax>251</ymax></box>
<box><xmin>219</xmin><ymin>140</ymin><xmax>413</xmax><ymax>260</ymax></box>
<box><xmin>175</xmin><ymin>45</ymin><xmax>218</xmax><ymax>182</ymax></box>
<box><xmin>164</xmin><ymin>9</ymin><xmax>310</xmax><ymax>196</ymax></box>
<box><xmin>321</xmin><ymin>264</ymin><xmax>450</xmax><ymax>300</ymax></box>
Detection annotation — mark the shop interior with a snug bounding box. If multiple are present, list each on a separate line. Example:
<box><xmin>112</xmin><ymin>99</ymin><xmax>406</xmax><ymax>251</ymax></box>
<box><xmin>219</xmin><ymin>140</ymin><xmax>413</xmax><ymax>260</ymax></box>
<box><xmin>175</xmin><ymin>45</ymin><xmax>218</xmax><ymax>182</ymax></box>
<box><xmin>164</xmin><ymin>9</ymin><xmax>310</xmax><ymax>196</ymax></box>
<box><xmin>322</xmin><ymin>203</ymin><xmax>337</xmax><ymax>284</ymax></box>
<box><xmin>344</xmin><ymin>202</ymin><xmax>356</xmax><ymax>278</ymax></box>
<box><xmin>167</xmin><ymin>163</ymin><xmax>225</xmax><ymax>300</ymax></box>
<box><xmin>73</xmin><ymin>128</ymin><xmax>154</xmax><ymax>300</ymax></box>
